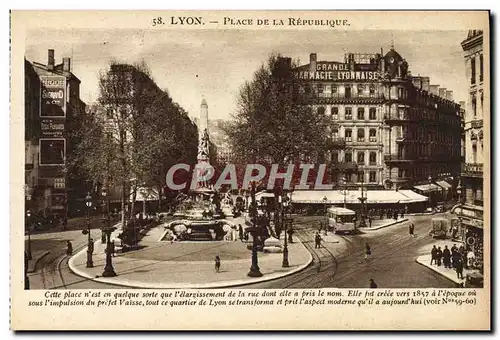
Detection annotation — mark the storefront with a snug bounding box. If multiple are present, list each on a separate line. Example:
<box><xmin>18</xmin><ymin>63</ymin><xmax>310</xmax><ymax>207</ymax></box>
<box><xmin>413</xmin><ymin>183</ymin><xmax>443</xmax><ymax>207</ymax></box>
<box><xmin>452</xmin><ymin>204</ymin><xmax>484</xmax><ymax>272</ymax></box>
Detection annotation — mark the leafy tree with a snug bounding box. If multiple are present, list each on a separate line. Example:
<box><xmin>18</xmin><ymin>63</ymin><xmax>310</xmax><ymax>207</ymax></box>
<box><xmin>69</xmin><ymin>61</ymin><xmax>198</xmax><ymax>229</ymax></box>
<box><xmin>224</xmin><ymin>54</ymin><xmax>329</xmax><ymax>174</ymax></box>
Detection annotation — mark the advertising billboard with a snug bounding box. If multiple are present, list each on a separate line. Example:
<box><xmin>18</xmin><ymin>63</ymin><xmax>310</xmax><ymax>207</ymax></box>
<box><xmin>40</xmin><ymin>75</ymin><xmax>66</xmax><ymax>117</ymax></box>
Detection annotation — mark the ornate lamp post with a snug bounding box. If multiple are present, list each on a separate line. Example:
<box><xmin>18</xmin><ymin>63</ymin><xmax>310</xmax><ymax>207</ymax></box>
<box><xmin>84</xmin><ymin>193</ymin><xmax>94</xmax><ymax>268</ymax></box>
<box><xmin>247</xmin><ymin>181</ymin><xmax>263</xmax><ymax>277</ymax></box>
<box><xmin>281</xmin><ymin>193</ymin><xmax>290</xmax><ymax>268</ymax></box>
<box><xmin>24</xmin><ymin>251</ymin><xmax>30</xmax><ymax>290</ymax></box>
<box><xmin>101</xmin><ymin>184</ymin><xmax>117</xmax><ymax>277</ymax></box>
<box><xmin>339</xmin><ymin>174</ymin><xmax>347</xmax><ymax>208</ymax></box>
<box><xmin>358</xmin><ymin>172</ymin><xmax>367</xmax><ymax>228</ymax></box>
<box><xmin>25</xmin><ymin>210</ymin><xmax>32</xmax><ymax>260</ymax></box>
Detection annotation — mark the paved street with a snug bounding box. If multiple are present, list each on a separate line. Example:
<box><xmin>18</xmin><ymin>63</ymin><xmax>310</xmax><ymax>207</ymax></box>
<box><xmin>26</xmin><ymin>213</ymin><xmax>455</xmax><ymax>290</ymax></box>
<box><xmin>27</xmin><ymin>228</ymin><xmax>118</xmax><ymax>289</ymax></box>
<box><xmin>244</xmin><ymin>213</ymin><xmax>455</xmax><ymax>289</ymax></box>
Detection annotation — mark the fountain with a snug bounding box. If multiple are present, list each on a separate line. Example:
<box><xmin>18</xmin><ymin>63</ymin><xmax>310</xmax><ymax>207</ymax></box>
<box><xmin>161</xmin><ymin>98</ymin><xmax>237</xmax><ymax>242</ymax></box>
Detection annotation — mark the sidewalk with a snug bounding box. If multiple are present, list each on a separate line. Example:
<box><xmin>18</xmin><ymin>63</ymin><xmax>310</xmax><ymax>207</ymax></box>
<box><xmin>363</xmin><ymin>218</ymin><xmax>409</xmax><ymax>231</ymax></box>
<box><xmin>416</xmin><ymin>254</ymin><xmax>474</xmax><ymax>285</ymax></box>
<box><xmin>26</xmin><ymin>250</ymin><xmax>50</xmax><ymax>273</ymax></box>
<box><xmin>68</xmin><ymin>229</ymin><xmax>313</xmax><ymax>289</ymax></box>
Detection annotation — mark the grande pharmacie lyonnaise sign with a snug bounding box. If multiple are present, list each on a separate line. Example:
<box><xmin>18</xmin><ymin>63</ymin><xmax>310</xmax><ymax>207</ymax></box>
<box><xmin>40</xmin><ymin>75</ymin><xmax>66</xmax><ymax>117</ymax></box>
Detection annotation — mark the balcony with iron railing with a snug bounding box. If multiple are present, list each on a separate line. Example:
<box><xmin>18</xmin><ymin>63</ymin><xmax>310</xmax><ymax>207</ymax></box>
<box><xmin>384</xmin><ymin>154</ymin><xmax>415</xmax><ymax>163</ymax></box>
<box><xmin>326</xmin><ymin>137</ymin><xmax>346</xmax><ymax>148</ymax></box>
<box><xmin>303</xmin><ymin>91</ymin><xmax>385</xmax><ymax>103</ymax></box>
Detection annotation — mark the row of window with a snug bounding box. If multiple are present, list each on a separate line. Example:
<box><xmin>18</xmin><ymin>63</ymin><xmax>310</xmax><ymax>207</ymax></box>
<box><xmin>342</xmin><ymin>171</ymin><xmax>378</xmax><ymax>183</ymax></box>
<box><xmin>318</xmin><ymin>106</ymin><xmax>378</xmax><ymax>120</ymax></box>
<box><xmin>343</xmin><ymin>151</ymin><xmax>378</xmax><ymax>165</ymax></box>
<box><xmin>395</xmin><ymin>126</ymin><xmax>457</xmax><ymax>144</ymax></box>
<box><xmin>306</xmin><ymin>83</ymin><xmax>378</xmax><ymax>95</ymax></box>
<box><xmin>338</xmin><ymin>128</ymin><xmax>378</xmax><ymax>142</ymax></box>
<box><xmin>385</xmin><ymin>105</ymin><xmax>460</xmax><ymax>126</ymax></box>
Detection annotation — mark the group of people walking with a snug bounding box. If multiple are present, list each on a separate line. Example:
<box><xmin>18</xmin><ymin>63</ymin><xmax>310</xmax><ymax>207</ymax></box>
<box><xmin>430</xmin><ymin>243</ymin><xmax>471</xmax><ymax>280</ymax></box>
<box><xmin>368</xmin><ymin>206</ymin><xmax>408</xmax><ymax>221</ymax></box>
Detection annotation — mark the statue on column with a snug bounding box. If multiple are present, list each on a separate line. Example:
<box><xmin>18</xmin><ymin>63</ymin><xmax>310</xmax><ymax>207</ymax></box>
<box><xmin>198</xmin><ymin>128</ymin><xmax>210</xmax><ymax>161</ymax></box>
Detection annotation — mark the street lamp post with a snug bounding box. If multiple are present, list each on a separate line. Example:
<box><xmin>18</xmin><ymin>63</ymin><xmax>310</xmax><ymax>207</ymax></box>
<box><xmin>247</xmin><ymin>181</ymin><xmax>263</xmax><ymax>277</ymax></box>
<box><xmin>85</xmin><ymin>193</ymin><xmax>94</xmax><ymax>268</ymax></box>
<box><xmin>25</xmin><ymin>210</ymin><xmax>32</xmax><ymax>260</ymax></box>
<box><xmin>281</xmin><ymin>194</ymin><xmax>290</xmax><ymax>268</ymax></box>
<box><xmin>358</xmin><ymin>172</ymin><xmax>367</xmax><ymax>228</ymax></box>
<box><xmin>339</xmin><ymin>174</ymin><xmax>347</xmax><ymax>208</ymax></box>
<box><xmin>322</xmin><ymin>196</ymin><xmax>328</xmax><ymax>235</ymax></box>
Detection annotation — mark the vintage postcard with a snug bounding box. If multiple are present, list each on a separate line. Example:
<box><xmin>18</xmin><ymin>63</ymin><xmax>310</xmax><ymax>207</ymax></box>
<box><xmin>10</xmin><ymin>10</ymin><xmax>490</xmax><ymax>330</ymax></box>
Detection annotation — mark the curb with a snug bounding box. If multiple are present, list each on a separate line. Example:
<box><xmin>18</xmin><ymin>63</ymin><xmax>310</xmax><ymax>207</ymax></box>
<box><xmin>27</xmin><ymin>251</ymin><xmax>50</xmax><ymax>273</ymax></box>
<box><xmin>68</xmin><ymin>240</ymin><xmax>313</xmax><ymax>289</ymax></box>
<box><xmin>364</xmin><ymin>218</ymin><xmax>409</xmax><ymax>231</ymax></box>
<box><xmin>415</xmin><ymin>257</ymin><xmax>464</xmax><ymax>285</ymax></box>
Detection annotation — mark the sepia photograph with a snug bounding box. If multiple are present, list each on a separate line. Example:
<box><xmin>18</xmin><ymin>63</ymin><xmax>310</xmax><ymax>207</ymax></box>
<box><xmin>10</xmin><ymin>10</ymin><xmax>490</xmax><ymax>330</ymax></box>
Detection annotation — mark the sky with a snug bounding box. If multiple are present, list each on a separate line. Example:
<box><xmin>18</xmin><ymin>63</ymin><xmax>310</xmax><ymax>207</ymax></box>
<box><xmin>25</xmin><ymin>29</ymin><xmax>469</xmax><ymax>121</ymax></box>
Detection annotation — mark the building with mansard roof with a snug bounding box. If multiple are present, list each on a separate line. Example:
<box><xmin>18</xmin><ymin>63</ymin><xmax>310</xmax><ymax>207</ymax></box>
<box><xmin>291</xmin><ymin>48</ymin><xmax>461</xmax><ymax>205</ymax></box>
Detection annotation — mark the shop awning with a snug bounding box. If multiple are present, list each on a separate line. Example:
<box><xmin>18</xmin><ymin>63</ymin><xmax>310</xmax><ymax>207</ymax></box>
<box><xmin>290</xmin><ymin>190</ymin><xmax>428</xmax><ymax>204</ymax></box>
<box><xmin>398</xmin><ymin>190</ymin><xmax>429</xmax><ymax>203</ymax></box>
<box><xmin>413</xmin><ymin>183</ymin><xmax>442</xmax><ymax>193</ymax></box>
<box><xmin>255</xmin><ymin>191</ymin><xmax>275</xmax><ymax>201</ymax></box>
<box><xmin>436</xmin><ymin>180</ymin><xmax>452</xmax><ymax>190</ymax></box>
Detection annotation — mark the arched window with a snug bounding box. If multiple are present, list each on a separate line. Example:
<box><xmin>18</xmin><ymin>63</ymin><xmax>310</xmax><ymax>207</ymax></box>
<box><xmin>357</xmin><ymin>128</ymin><xmax>365</xmax><ymax>142</ymax></box>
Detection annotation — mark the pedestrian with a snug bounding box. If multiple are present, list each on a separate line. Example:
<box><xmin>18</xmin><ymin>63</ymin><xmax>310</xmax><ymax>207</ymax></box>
<box><xmin>400</xmin><ymin>209</ymin><xmax>405</xmax><ymax>219</ymax></box>
<box><xmin>88</xmin><ymin>238</ymin><xmax>94</xmax><ymax>254</ymax></box>
<box><xmin>467</xmin><ymin>249</ymin><xmax>475</xmax><ymax>268</ymax></box>
<box><xmin>430</xmin><ymin>245</ymin><xmax>438</xmax><ymax>265</ymax></box>
<box><xmin>436</xmin><ymin>246</ymin><xmax>443</xmax><ymax>266</ymax></box>
<box><xmin>368</xmin><ymin>216</ymin><xmax>372</xmax><ymax>228</ymax></box>
<box><xmin>314</xmin><ymin>231</ymin><xmax>322</xmax><ymax>249</ymax></box>
<box><xmin>379</xmin><ymin>209</ymin><xmax>383</xmax><ymax>220</ymax></box>
<box><xmin>409</xmin><ymin>223</ymin><xmax>415</xmax><ymax>238</ymax></box>
<box><xmin>369</xmin><ymin>278</ymin><xmax>378</xmax><ymax>288</ymax></box>
<box><xmin>451</xmin><ymin>244</ymin><xmax>459</xmax><ymax>269</ymax></box>
<box><xmin>288</xmin><ymin>226</ymin><xmax>294</xmax><ymax>243</ymax></box>
<box><xmin>110</xmin><ymin>240</ymin><xmax>116</xmax><ymax>257</ymax></box>
<box><xmin>364</xmin><ymin>242</ymin><xmax>372</xmax><ymax>260</ymax></box>
<box><xmin>238</xmin><ymin>224</ymin><xmax>244</xmax><ymax>241</ymax></box>
<box><xmin>460</xmin><ymin>246</ymin><xmax>467</xmax><ymax>269</ymax></box>
<box><xmin>443</xmin><ymin>245</ymin><xmax>451</xmax><ymax>268</ymax></box>
<box><xmin>66</xmin><ymin>240</ymin><xmax>73</xmax><ymax>256</ymax></box>
<box><xmin>214</xmin><ymin>255</ymin><xmax>221</xmax><ymax>273</ymax></box>
<box><xmin>393</xmin><ymin>210</ymin><xmax>398</xmax><ymax>221</ymax></box>
<box><xmin>455</xmin><ymin>258</ymin><xmax>464</xmax><ymax>280</ymax></box>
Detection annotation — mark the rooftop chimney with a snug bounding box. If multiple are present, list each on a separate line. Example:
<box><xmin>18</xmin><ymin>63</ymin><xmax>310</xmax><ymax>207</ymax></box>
<box><xmin>446</xmin><ymin>90</ymin><xmax>453</xmax><ymax>101</ymax></box>
<box><xmin>309</xmin><ymin>53</ymin><xmax>317</xmax><ymax>73</ymax></box>
<box><xmin>48</xmin><ymin>49</ymin><xmax>55</xmax><ymax>71</ymax></box>
<box><xmin>421</xmin><ymin>77</ymin><xmax>430</xmax><ymax>92</ymax></box>
<box><xmin>438</xmin><ymin>87</ymin><xmax>446</xmax><ymax>98</ymax></box>
<box><xmin>429</xmin><ymin>85</ymin><xmax>439</xmax><ymax>95</ymax></box>
<box><xmin>63</xmin><ymin>57</ymin><xmax>71</xmax><ymax>72</ymax></box>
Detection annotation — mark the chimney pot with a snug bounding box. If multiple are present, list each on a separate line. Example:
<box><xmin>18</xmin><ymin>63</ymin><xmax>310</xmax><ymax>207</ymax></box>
<box><xmin>63</xmin><ymin>57</ymin><xmax>71</xmax><ymax>72</ymax></box>
<box><xmin>48</xmin><ymin>49</ymin><xmax>55</xmax><ymax>70</ymax></box>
